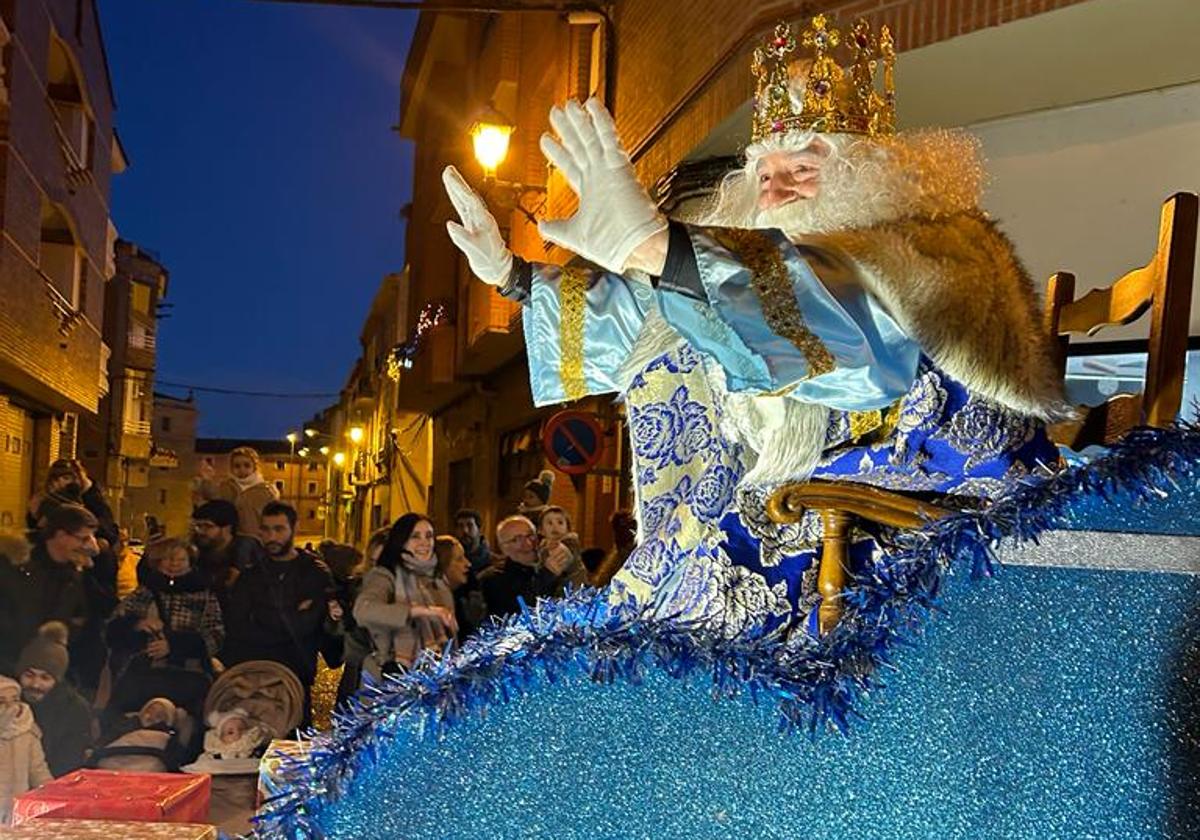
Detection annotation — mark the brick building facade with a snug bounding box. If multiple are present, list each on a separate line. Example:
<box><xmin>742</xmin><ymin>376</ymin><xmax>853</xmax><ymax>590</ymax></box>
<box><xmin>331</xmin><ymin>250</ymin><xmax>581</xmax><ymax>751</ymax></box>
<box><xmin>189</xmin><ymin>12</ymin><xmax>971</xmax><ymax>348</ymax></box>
<box><xmin>122</xmin><ymin>391</ymin><xmax>196</xmax><ymax>541</ymax></box>
<box><xmin>77</xmin><ymin>240</ymin><xmax>168</xmax><ymax>526</ymax></box>
<box><xmin>0</xmin><ymin>0</ymin><xmax>121</xmax><ymax>527</ymax></box>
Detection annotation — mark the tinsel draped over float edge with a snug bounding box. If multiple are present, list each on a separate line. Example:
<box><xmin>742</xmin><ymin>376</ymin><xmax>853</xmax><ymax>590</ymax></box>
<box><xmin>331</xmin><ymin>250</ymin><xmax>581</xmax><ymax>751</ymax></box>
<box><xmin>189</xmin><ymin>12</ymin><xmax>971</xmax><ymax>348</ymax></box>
<box><xmin>252</xmin><ymin>420</ymin><xmax>1200</xmax><ymax>839</ymax></box>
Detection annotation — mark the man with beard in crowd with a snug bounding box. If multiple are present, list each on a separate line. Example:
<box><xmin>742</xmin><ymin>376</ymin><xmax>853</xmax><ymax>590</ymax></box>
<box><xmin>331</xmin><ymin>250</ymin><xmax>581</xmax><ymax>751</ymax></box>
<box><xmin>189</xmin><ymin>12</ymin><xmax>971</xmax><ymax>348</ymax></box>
<box><xmin>454</xmin><ymin>508</ymin><xmax>499</xmax><ymax>573</ymax></box>
<box><xmin>442</xmin><ymin>16</ymin><xmax>1066</xmax><ymax>637</ymax></box>
<box><xmin>15</xmin><ymin>622</ymin><xmax>93</xmax><ymax>776</ymax></box>
<box><xmin>223</xmin><ymin>502</ymin><xmax>337</xmax><ymax>720</ymax></box>
<box><xmin>190</xmin><ymin>499</ymin><xmax>260</xmax><ymax>616</ymax></box>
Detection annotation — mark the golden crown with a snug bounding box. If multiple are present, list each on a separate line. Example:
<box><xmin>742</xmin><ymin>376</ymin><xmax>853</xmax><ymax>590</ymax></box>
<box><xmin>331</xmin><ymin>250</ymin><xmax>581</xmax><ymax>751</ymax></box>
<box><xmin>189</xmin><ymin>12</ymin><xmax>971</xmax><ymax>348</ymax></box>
<box><xmin>751</xmin><ymin>16</ymin><xmax>896</xmax><ymax>142</ymax></box>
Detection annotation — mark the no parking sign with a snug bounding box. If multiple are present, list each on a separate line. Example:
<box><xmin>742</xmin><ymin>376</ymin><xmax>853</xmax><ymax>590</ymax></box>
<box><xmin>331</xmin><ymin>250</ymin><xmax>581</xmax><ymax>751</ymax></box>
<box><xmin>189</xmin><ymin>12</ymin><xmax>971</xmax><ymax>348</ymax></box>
<box><xmin>542</xmin><ymin>410</ymin><xmax>604</xmax><ymax>475</ymax></box>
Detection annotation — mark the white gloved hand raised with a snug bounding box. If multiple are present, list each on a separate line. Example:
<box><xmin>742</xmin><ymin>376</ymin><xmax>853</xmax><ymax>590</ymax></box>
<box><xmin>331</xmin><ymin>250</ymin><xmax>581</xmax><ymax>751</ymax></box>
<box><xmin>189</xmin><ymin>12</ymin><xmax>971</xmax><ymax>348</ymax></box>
<box><xmin>442</xmin><ymin>165</ymin><xmax>513</xmax><ymax>286</ymax></box>
<box><xmin>538</xmin><ymin>98</ymin><xmax>667</xmax><ymax>274</ymax></box>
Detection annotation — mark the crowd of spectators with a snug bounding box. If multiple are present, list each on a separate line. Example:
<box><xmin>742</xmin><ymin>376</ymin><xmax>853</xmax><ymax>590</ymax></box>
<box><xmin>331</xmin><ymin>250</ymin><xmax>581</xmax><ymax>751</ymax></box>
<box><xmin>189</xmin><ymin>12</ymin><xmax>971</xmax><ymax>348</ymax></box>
<box><xmin>0</xmin><ymin>452</ymin><xmax>635</xmax><ymax>821</ymax></box>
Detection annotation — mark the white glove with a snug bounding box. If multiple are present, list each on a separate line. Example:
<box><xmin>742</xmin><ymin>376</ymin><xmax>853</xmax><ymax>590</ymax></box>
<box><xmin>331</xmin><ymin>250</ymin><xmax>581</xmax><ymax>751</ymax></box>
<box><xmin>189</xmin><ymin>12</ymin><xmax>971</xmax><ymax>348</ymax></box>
<box><xmin>442</xmin><ymin>165</ymin><xmax>513</xmax><ymax>286</ymax></box>
<box><xmin>538</xmin><ymin>98</ymin><xmax>667</xmax><ymax>274</ymax></box>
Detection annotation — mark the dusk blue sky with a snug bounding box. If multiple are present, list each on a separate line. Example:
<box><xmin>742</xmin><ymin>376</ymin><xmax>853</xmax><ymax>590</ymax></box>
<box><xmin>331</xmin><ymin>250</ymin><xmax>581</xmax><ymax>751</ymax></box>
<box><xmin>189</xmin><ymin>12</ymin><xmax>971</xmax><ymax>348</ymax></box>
<box><xmin>98</xmin><ymin>0</ymin><xmax>417</xmax><ymax>438</ymax></box>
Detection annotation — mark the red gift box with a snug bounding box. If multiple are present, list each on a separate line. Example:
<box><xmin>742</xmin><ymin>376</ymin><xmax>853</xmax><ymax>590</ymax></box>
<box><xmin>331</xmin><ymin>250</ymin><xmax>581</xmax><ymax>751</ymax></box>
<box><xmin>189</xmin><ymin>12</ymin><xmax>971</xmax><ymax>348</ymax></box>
<box><xmin>11</xmin><ymin>770</ymin><xmax>211</xmax><ymax>825</ymax></box>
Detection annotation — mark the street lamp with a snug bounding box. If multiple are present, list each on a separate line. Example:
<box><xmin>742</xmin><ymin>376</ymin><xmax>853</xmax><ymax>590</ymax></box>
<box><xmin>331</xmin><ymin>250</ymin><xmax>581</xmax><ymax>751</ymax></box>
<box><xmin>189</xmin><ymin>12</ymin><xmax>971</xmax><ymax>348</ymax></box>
<box><xmin>348</xmin><ymin>426</ymin><xmax>364</xmax><ymax>444</ymax></box>
<box><xmin>470</xmin><ymin>104</ymin><xmax>514</xmax><ymax>179</ymax></box>
<box><xmin>332</xmin><ymin>451</ymin><xmax>346</xmax><ymax>467</ymax></box>
<box><xmin>319</xmin><ymin>446</ymin><xmax>330</xmax><ymax>456</ymax></box>
<box><xmin>468</xmin><ymin>104</ymin><xmax>545</xmax><ymax>225</ymax></box>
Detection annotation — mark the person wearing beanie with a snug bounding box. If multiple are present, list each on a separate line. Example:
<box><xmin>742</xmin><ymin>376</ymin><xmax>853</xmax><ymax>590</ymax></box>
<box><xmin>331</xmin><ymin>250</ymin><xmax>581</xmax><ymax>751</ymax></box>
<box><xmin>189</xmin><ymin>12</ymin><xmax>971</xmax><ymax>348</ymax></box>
<box><xmin>518</xmin><ymin>469</ymin><xmax>556</xmax><ymax>527</ymax></box>
<box><xmin>0</xmin><ymin>674</ymin><xmax>52</xmax><ymax>824</ymax></box>
<box><xmin>16</xmin><ymin>622</ymin><xmax>93</xmax><ymax>777</ymax></box>
<box><xmin>191</xmin><ymin>499</ymin><xmax>261</xmax><ymax>616</ymax></box>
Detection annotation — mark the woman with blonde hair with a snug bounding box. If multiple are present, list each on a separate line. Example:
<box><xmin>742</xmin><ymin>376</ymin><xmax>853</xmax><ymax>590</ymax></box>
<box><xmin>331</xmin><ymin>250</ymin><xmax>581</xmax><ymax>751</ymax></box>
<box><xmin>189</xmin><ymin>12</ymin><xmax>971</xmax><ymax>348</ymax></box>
<box><xmin>353</xmin><ymin>514</ymin><xmax>457</xmax><ymax>680</ymax></box>
<box><xmin>197</xmin><ymin>446</ymin><xmax>278</xmax><ymax>539</ymax></box>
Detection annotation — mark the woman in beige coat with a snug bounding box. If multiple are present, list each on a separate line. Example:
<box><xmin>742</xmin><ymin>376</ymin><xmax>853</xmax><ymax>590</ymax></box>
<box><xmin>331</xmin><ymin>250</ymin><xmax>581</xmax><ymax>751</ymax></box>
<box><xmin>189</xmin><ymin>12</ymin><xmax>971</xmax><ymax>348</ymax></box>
<box><xmin>353</xmin><ymin>514</ymin><xmax>457</xmax><ymax>681</ymax></box>
<box><xmin>0</xmin><ymin>675</ymin><xmax>52</xmax><ymax>824</ymax></box>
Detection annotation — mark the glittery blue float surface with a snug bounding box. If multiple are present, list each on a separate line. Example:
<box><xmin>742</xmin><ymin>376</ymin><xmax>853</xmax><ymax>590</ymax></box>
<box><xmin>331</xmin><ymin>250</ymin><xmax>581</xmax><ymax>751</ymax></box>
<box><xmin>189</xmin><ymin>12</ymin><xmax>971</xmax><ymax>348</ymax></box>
<box><xmin>316</xmin><ymin>564</ymin><xmax>1200</xmax><ymax>840</ymax></box>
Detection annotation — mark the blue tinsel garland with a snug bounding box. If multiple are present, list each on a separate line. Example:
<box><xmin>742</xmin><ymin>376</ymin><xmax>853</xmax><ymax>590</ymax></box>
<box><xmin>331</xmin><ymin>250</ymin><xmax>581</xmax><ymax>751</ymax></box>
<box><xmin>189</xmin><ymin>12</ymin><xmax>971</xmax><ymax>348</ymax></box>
<box><xmin>252</xmin><ymin>422</ymin><xmax>1200</xmax><ymax>839</ymax></box>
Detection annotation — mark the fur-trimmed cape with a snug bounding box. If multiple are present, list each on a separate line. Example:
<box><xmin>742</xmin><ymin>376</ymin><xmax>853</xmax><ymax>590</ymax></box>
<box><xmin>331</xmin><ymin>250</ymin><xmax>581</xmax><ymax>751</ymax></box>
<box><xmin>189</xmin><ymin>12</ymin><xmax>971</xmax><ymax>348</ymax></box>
<box><xmin>804</xmin><ymin>211</ymin><xmax>1071</xmax><ymax>421</ymax></box>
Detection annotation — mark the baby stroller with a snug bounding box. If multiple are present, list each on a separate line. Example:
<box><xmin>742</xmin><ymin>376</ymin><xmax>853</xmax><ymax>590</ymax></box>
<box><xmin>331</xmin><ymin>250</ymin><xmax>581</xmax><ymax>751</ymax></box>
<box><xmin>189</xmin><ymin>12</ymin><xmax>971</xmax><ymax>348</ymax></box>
<box><xmin>182</xmin><ymin>660</ymin><xmax>304</xmax><ymax>834</ymax></box>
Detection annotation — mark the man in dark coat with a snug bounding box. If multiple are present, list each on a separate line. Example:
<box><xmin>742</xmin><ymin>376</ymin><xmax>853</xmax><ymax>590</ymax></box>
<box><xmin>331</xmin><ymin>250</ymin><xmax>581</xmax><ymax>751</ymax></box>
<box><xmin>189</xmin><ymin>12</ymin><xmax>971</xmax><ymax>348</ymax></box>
<box><xmin>478</xmin><ymin>515</ymin><xmax>575</xmax><ymax>618</ymax></box>
<box><xmin>190</xmin><ymin>499</ymin><xmax>260</xmax><ymax>617</ymax></box>
<box><xmin>17</xmin><ymin>621</ymin><xmax>94</xmax><ymax>776</ymax></box>
<box><xmin>0</xmin><ymin>505</ymin><xmax>95</xmax><ymax>676</ymax></box>
<box><xmin>224</xmin><ymin>502</ymin><xmax>336</xmax><ymax>707</ymax></box>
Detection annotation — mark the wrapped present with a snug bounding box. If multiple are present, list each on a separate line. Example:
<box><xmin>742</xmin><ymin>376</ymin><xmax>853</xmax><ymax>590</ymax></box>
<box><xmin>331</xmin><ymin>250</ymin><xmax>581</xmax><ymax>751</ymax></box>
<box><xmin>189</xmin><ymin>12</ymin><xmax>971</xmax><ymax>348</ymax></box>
<box><xmin>11</xmin><ymin>770</ymin><xmax>210</xmax><ymax>825</ymax></box>
<box><xmin>0</xmin><ymin>818</ymin><xmax>216</xmax><ymax>838</ymax></box>
<box><xmin>257</xmin><ymin>739</ymin><xmax>312</xmax><ymax>805</ymax></box>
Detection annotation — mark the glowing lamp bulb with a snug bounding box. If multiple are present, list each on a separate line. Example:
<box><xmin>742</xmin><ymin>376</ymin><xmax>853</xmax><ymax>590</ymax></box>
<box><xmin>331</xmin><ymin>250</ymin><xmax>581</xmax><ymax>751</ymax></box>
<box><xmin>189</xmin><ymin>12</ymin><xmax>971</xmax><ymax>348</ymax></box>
<box><xmin>348</xmin><ymin>426</ymin><xmax>365</xmax><ymax>444</ymax></box>
<box><xmin>332</xmin><ymin>452</ymin><xmax>346</xmax><ymax>466</ymax></box>
<box><xmin>471</xmin><ymin>122</ymin><xmax>513</xmax><ymax>175</ymax></box>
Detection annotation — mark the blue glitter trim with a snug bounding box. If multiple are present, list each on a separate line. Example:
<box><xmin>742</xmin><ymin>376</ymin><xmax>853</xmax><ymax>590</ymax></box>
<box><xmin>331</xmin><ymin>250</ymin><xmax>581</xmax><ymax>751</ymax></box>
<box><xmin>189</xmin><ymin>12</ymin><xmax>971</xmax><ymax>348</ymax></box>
<box><xmin>252</xmin><ymin>423</ymin><xmax>1200</xmax><ymax>839</ymax></box>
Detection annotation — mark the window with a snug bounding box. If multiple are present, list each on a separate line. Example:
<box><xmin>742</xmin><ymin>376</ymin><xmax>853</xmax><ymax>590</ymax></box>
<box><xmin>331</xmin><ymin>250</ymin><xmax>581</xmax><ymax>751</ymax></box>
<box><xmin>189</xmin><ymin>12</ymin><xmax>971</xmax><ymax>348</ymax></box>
<box><xmin>275</xmin><ymin>480</ymin><xmax>284</xmax><ymax>493</ymax></box>
<box><xmin>161</xmin><ymin>416</ymin><xmax>171</xmax><ymax>433</ymax></box>
<box><xmin>158</xmin><ymin>489</ymin><xmax>167</xmax><ymax>505</ymax></box>
<box><xmin>307</xmin><ymin>463</ymin><xmax>318</xmax><ymax>472</ymax></box>
<box><xmin>39</xmin><ymin>199</ymin><xmax>82</xmax><ymax>308</ymax></box>
<box><xmin>47</xmin><ymin>36</ymin><xmax>94</xmax><ymax>172</ymax></box>
<box><xmin>131</xmin><ymin>283</ymin><xmax>152</xmax><ymax>315</ymax></box>
<box><xmin>275</xmin><ymin>460</ymin><xmax>285</xmax><ymax>471</ymax></box>
<box><xmin>307</xmin><ymin>509</ymin><xmax>316</xmax><ymax>520</ymax></box>
<box><xmin>307</xmin><ymin>481</ymin><xmax>317</xmax><ymax>494</ymax></box>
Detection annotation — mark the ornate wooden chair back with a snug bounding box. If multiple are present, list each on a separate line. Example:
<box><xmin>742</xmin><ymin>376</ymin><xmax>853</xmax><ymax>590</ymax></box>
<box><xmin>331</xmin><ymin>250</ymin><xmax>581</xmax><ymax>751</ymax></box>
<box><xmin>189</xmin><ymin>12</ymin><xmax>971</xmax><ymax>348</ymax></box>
<box><xmin>769</xmin><ymin>192</ymin><xmax>1198</xmax><ymax>637</ymax></box>
<box><xmin>1043</xmin><ymin>192</ymin><xmax>1198</xmax><ymax>449</ymax></box>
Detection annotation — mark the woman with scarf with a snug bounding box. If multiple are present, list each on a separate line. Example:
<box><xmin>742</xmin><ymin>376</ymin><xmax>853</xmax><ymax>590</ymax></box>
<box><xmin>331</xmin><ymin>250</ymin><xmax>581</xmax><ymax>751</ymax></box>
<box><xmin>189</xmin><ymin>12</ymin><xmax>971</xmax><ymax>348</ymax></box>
<box><xmin>353</xmin><ymin>514</ymin><xmax>458</xmax><ymax>681</ymax></box>
<box><xmin>197</xmin><ymin>446</ymin><xmax>279</xmax><ymax>540</ymax></box>
<box><xmin>0</xmin><ymin>675</ymin><xmax>52</xmax><ymax>823</ymax></box>
<box><xmin>103</xmin><ymin>538</ymin><xmax>223</xmax><ymax>755</ymax></box>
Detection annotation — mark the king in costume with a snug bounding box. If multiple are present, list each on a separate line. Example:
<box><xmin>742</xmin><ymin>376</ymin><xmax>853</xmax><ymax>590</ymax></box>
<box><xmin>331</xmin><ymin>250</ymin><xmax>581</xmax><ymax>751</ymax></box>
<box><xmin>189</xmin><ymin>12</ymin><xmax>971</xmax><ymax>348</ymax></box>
<box><xmin>443</xmin><ymin>16</ymin><xmax>1070</xmax><ymax>638</ymax></box>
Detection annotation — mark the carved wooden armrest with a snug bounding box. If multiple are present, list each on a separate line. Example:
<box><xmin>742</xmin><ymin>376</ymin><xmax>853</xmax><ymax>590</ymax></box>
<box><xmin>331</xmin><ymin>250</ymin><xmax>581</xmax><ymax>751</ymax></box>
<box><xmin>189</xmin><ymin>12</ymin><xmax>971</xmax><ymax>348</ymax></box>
<box><xmin>766</xmin><ymin>480</ymin><xmax>952</xmax><ymax>635</ymax></box>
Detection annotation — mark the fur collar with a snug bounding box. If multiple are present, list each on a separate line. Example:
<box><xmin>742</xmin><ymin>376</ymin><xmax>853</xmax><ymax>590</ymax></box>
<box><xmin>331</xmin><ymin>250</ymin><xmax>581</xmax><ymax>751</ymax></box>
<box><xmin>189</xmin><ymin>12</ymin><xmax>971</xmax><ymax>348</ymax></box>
<box><xmin>802</xmin><ymin>211</ymin><xmax>1072</xmax><ymax>420</ymax></box>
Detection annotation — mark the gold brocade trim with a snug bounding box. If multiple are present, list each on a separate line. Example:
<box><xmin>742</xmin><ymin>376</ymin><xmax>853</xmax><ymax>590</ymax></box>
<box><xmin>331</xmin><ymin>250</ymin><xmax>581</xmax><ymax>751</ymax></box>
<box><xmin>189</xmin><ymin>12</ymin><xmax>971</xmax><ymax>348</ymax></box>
<box><xmin>708</xmin><ymin>228</ymin><xmax>836</xmax><ymax>379</ymax></box>
<box><xmin>559</xmin><ymin>267</ymin><xmax>589</xmax><ymax>401</ymax></box>
<box><xmin>848</xmin><ymin>397</ymin><xmax>904</xmax><ymax>444</ymax></box>
<box><xmin>848</xmin><ymin>409</ymin><xmax>882</xmax><ymax>439</ymax></box>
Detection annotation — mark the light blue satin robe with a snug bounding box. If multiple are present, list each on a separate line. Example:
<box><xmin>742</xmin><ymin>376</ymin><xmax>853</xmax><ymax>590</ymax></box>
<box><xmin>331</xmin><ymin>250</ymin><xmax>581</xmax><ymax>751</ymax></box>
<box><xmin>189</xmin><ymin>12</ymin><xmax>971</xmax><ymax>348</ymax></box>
<box><xmin>521</xmin><ymin>225</ymin><xmax>918</xmax><ymax>410</ymax></box>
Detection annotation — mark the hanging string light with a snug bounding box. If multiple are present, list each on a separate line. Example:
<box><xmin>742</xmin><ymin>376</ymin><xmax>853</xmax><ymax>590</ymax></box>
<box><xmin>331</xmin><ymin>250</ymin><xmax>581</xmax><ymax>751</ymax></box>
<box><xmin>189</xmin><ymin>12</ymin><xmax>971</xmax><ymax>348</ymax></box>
<box><xmin>387</xmin><ymin>301</ymin><xmax>452</xmax><ymax>381</ymax></box>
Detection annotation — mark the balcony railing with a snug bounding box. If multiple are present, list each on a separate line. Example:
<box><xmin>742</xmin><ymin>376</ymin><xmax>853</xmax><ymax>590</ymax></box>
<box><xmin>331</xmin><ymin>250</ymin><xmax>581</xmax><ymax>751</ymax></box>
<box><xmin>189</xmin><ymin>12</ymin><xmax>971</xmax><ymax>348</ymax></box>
<box><xmin>128</xmin><ymin>330</ymin><xmax>156</xmax><ymax>351</ymax></box>
<box><xmin>123</xmin><ymin>418</ymin><xmax>151</xmax><ymax>436</ymax></box>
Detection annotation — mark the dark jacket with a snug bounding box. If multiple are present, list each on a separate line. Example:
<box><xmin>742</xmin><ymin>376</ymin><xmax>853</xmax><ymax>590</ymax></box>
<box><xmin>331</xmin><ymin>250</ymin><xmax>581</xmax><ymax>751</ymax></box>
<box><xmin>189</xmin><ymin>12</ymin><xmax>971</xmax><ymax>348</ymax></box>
<box><xmin>0</xmin><ymin>544</ymin><xmax>87</xmax><ymax>674</ymax></box>
<box><xmin>464</xmin><ymin>538</ymin><xmax>500</xmax><ymax>574</ymax></box>
<box><xmin>223</xmin><ymin>550</ymin><xmax>334</xmax><ymax>685</ymax></box>
<box><xmin>477</xmin><ymin>559</ymin><xmax>566</xmax><ymax>619</ymax></box>
<box><xmin>30</xmin><ymin>681</ymin><xmax>94</xmax><ymax>777</ymax></box>
<box><xmin>195</xmin><ymin>535</ymin><xmax>260</xmax><ymax>616</ymax></box>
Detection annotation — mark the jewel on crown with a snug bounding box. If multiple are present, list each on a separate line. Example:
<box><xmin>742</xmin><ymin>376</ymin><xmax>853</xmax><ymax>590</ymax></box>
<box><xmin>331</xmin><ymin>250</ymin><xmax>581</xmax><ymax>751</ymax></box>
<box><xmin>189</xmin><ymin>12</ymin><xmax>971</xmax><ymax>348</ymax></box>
<box><xmin>751</xmin><ymin>15</ymin><xmax>896</xmax><ymax>142</ymax></box>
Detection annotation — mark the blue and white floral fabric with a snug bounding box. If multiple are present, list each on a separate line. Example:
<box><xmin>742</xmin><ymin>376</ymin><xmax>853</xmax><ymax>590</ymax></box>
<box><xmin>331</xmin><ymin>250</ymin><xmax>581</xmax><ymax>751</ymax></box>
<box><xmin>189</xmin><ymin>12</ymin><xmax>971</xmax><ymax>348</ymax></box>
<box><xmin>518</xmin><ymin>231</ymin><xmax>1058</xmax><ymax>636</ymax></box>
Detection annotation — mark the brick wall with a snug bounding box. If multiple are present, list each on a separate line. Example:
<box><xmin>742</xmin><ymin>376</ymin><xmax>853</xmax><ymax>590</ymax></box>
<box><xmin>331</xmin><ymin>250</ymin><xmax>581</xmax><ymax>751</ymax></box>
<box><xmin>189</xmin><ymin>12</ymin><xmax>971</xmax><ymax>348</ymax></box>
<box><xmin>610</xmin><ymin>0</ymin><xmax>1094</xmax><ymax>183</ymax></box>
<box><xmin>0</xmin><ymin>0</ymin><xmax>118</xmax><ymax>418</ymax></box>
